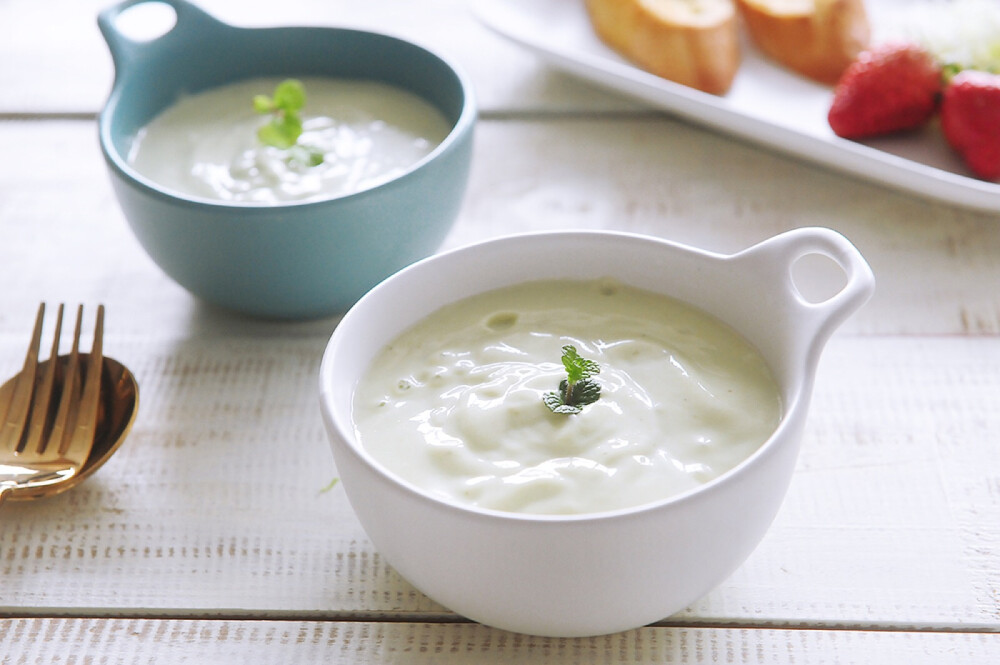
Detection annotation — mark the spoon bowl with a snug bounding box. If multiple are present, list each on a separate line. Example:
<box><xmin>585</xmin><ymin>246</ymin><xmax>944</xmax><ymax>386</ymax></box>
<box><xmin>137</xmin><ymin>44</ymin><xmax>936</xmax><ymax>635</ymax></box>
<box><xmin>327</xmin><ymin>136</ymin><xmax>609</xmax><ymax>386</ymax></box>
<box><xmin>0</xmin><ymin>355</ymin><xmax>139</xmax><ymax>501</ymax></box>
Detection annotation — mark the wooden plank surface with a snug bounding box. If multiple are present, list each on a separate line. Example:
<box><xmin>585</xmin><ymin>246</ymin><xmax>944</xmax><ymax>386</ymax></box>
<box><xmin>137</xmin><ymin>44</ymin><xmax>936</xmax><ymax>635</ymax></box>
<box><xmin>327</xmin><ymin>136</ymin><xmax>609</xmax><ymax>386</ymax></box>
<box><xmin>0</xmin><ymin>0</ymin><xmax>634</xmax><ymax>115</ymax></box>
<box><xmin>2</xmin><ymin>119</ymin><xmax>1000</xmax><ymax>339</ymax></box>
<box><xmin>2</xmin><ymin>619</ymin><xmax>999</xmax><ymax>663</ymax></box>
<box><xmin>0</xmin><ymin>335</ymin><xmax>997</xmax><ymax>628</ymax></box>
<box><xmin>1</xmin><ymin>119</ymin><xmax>998</xmax><ymax>630</ymax></box>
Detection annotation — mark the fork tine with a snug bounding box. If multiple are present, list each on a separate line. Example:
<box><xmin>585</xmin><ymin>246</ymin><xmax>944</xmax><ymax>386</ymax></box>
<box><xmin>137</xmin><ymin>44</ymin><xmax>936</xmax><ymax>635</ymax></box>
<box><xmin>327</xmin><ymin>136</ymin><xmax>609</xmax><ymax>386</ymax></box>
<box><xmin>47</xmin><ymin>305</ymin><xmax>83</xmax><ymax>453</ymax></box>
<box><xmin>61</xmin><ymin>305</ymin><xmax>104</xmax><ymax>463</ymax></box>
<box><xmin>23</xmin><ymin>304</ymin><xmax>65</xmax><ymax>454</ymax></box>
<box><xmin>0</xmin><ymin>304</ymin><xmax>45</xmax><ymax>453</ymax></box>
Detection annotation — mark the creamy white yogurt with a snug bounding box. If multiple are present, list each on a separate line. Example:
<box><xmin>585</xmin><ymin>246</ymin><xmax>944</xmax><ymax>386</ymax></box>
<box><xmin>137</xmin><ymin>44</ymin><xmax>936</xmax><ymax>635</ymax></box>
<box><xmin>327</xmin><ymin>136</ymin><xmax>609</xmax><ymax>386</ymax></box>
<box><xmin>352</xmin><ymin>278</ymin><xmax>782</xmax><ymax>515</ymax></box>
<box><xmin>126</xmin><ymin>77</ymin><xmax>451</xmax><ymax>203</ymax></box>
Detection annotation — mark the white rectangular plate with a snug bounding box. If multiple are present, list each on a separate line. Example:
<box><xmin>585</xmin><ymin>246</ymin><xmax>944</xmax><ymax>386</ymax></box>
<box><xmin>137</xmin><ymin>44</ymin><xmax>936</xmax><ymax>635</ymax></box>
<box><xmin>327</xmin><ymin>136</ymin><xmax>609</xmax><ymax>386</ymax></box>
<box><xmin>473</xmin><ymin>0</ymin><xmax>1000</xmax><ymax>213</ymax></box>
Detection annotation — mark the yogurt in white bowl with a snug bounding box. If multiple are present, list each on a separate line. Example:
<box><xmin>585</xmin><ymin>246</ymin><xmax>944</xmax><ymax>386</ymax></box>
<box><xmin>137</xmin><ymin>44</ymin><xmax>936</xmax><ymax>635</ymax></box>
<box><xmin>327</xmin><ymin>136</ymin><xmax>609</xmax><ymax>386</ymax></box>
<box><xmin>353</xmin><ymin>277</ymin><xmax>783</xmax><ymax>516</ymax></box>
<box><xmin>319</xmin><ymin>228</ymin><xmax>874</xmax><ymax>637</ymax></box>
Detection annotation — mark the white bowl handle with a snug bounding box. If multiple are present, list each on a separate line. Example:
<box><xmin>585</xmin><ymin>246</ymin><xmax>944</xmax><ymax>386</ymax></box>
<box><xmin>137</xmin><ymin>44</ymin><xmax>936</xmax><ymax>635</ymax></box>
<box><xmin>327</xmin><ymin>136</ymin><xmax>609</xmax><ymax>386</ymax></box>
<box><xmin>731</xmin><ymin>227</ymin><xmax>875</xmax><ymax>350</ymax></box>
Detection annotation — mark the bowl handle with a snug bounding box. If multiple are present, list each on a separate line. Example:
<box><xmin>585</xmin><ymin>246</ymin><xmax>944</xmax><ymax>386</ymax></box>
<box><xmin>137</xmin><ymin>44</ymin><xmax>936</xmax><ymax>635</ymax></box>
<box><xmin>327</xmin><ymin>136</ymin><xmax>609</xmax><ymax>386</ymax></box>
<box><xmin>97</xmin><ymin>0</ymin><xmax>229</xmax><ymax>73</ymax></box>
<box><xmin>731</xmin><ymin>226</ymin><xmax>875</xmax><ymax>351</ymax></box>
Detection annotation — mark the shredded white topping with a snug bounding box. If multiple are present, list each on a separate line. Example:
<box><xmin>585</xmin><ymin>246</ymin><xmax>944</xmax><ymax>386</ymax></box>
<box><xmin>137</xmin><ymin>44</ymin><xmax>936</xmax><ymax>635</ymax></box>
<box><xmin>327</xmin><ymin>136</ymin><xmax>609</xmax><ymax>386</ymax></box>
<box><xmin>885</xmin><ymin>0</ymin><xmax>1000</xmax><ymax>71</ymax></box>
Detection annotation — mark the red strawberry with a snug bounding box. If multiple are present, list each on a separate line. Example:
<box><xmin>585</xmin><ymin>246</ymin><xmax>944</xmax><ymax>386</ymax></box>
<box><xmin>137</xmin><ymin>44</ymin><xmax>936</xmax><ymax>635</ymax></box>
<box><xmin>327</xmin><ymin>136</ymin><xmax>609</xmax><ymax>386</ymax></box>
<box><xmin>941</xmin><ymin>70</ymin><xmax>1000</xmax><ymax>180</ymax></box>
<box><xmin>828</xmin><ymin>42</ymin><xmax>943</xmax><ymax>139</ymax></box>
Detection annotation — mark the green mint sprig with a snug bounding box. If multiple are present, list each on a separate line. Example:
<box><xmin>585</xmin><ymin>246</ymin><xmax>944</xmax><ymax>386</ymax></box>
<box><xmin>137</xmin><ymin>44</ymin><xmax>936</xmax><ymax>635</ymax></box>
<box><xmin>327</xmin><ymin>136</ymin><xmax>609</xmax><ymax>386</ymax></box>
<box><xmin>543</xmin><ymin>345</ymin><xmax>601</xmax><ymax>415</ymax></box>
<box><xmin>253</xmin><ymin>79</ymin><xmax>324</xmax><ymax>166</ymax></box>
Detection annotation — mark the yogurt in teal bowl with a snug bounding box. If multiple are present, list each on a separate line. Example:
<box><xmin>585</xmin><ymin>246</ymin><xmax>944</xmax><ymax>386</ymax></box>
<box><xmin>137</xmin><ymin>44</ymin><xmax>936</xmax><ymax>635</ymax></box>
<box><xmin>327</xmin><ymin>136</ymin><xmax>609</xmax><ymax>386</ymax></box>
<box><xmin>98</xmin><ymin>0</ymin><xmax>475</xmax><ymax>319</ymax></box>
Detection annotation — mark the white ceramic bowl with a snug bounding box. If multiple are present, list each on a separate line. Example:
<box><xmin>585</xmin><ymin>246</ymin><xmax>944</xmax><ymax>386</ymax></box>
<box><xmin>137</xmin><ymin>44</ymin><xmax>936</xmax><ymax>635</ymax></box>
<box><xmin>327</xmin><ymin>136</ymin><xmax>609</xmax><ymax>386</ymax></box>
<box><xmin>318</xmin><ymin>228</ymin><xmax>874</xmax><ymax>637</ymax></box>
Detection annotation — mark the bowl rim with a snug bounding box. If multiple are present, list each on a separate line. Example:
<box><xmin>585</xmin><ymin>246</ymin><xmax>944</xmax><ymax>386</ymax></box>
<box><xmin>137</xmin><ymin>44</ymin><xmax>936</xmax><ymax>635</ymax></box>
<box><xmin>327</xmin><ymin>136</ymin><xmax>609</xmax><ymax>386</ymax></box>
<box><xmin>97</xmin><ymin>22</ymin><xmax>477</xmax><ymax>211</ymax></box>
<box><xmin>319</xmin><ymin>229</ymin><xmax>811</xmax><ymax>525</ymax></box>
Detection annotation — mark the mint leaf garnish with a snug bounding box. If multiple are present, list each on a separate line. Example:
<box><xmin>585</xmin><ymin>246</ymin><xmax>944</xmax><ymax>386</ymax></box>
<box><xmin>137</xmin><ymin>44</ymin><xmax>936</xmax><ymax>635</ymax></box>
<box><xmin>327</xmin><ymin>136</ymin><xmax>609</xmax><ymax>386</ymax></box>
<box><xmin>543</xmin><ymin>345</ymin><xmax>601</xmax><ymax>415</ymax></box>
<box><xmin>253</xmin><ymin>79</ymin><xmax>324</xmax><ymax>165</ymax></box>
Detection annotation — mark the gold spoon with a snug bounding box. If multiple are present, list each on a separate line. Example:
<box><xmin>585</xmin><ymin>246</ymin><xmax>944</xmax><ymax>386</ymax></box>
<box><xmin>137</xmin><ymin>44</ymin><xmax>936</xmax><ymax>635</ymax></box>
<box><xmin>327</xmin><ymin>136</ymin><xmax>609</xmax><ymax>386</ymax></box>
<box><xmin>0</xmin><ymin>354</ymin><xmax>138</xmax><ymax>502</ymax></box>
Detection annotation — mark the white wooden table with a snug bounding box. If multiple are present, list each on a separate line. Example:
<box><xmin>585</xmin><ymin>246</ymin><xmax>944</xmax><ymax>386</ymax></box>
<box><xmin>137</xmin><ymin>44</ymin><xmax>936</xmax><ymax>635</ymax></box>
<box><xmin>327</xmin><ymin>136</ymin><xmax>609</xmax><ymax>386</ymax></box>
<box><xmin>2</xmin><ymin>0</ymin><xmax>999</xmax><ymax>661</ymax></box>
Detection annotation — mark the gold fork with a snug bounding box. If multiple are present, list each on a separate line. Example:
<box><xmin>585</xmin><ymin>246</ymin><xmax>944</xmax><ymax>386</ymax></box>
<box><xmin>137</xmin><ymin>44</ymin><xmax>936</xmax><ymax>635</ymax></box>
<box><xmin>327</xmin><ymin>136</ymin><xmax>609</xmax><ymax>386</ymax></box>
<box><xmin>0</xmin><ymin>304</ymin><xmax>104</xmax><ymax>507</ymax></box>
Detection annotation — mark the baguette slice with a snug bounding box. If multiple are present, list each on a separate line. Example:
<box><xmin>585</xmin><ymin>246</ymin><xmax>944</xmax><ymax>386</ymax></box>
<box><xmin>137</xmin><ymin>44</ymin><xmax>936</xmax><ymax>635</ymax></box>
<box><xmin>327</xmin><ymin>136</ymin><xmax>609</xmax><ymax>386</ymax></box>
<box><xmin>586</xmin><ymin>0</ymin><xmax>741</xmax><ymax>95</ymax></box>
<box><xmin>736</xmin><ymin>0</ymin><xmax>871</xmax><ymax>84</ymax></box>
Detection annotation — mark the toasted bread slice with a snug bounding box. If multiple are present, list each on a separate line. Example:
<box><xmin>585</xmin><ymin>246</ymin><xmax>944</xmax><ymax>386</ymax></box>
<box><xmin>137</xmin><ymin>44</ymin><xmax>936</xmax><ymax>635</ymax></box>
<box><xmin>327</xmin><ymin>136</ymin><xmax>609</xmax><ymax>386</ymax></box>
<box><xmin>736</xmin><ymin>0</ymin><xmax>870</xmax><ymax>84</ymax></box>
<box><xmin>585</xmin><ymin>0</ymin><xmax>741</xmax><ymax>95</ymax></box>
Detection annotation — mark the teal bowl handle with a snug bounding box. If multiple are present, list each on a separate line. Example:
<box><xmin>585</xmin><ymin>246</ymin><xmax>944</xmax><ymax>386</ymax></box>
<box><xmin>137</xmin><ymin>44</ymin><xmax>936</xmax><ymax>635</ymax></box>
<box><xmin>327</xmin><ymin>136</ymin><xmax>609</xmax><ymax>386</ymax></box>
<box><xmin>98</xmin><ymin>0</ymin><xmax>230</xmax><ymax>74</ymax></box>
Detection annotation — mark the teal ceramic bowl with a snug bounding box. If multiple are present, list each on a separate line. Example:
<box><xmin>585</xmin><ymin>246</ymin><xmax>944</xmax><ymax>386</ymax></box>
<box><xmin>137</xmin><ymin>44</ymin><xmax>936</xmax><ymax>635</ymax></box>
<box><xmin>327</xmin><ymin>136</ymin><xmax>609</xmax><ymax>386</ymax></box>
<box><xmin>97</xmin><ymin>0</ymin><xmax>475</xmax><ymax>319</ymax></box>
